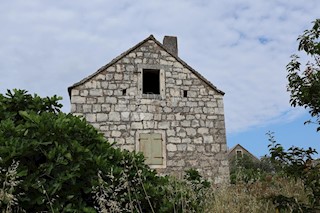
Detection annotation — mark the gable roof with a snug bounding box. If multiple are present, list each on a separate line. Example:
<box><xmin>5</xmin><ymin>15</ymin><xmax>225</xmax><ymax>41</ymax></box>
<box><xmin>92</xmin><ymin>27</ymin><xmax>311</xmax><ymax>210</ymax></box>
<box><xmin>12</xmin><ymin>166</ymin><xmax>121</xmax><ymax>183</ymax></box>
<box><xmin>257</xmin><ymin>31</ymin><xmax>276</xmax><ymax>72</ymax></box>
<box><xmin>228</xmin><ymin>144</ymin><xmax>259</xmax><ymax>161</ymax></box>
<box><xmin>68</xmin><ymin>35</ymin><xmax>225</xmax><ymax>97</ymax></box>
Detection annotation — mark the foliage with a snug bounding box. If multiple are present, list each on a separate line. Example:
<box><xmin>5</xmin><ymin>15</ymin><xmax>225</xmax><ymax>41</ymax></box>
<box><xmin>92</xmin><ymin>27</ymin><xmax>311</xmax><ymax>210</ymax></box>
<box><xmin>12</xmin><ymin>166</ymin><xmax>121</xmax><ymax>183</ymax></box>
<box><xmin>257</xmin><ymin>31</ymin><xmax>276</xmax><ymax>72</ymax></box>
<box><xmin>229</xmin><ymin>154</ymin><xmax>276</xmax><ymax>184</ymax></box>
<box><xmin>183</xmin><ymin>169</ymin><xmax>211</xmax><ymax>211</ymax></box>
<box><xmin>0</xmin><ymin>89</ymin><xmax>62</xmax><ymax>122</ymax></box>
<box><xmin>267</xmin><ymin>132</ymin><xmax>320</xmax><ymax>212</ymax></box>
<box><xmin>227</xmin><ymin>132</ymin><xmax>319</xmax><ymax>212</ymax></box>
<box><xmin>92</xmin><ymin>156</ymin><xmax>168</xmax><ymax>213</ymax></box>
<box><xmin>94</xmin><ymin>168</ymin><xmax>212</xmax><ymax>213</ymax></box>
<box><xmin>184</xmin><ymin>168</ymin><xmax>210</xmax><ymax>188</ymax></box>
<box><xmin>286</xmin><ymin>19</ymin><xmax>320</xmax><ymax>131</ymax></box>
<box><xmin>270</xmin><ymin>19</ymin><xmax>320</xmax><ymax>211</ymax></box>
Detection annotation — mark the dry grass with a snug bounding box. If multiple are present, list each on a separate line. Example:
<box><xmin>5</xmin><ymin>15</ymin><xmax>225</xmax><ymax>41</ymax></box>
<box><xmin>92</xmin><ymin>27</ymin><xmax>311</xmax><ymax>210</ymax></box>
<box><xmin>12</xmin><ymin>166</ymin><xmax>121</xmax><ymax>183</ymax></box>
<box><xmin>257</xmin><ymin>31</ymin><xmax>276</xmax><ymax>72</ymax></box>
<box><xmin>206</xmin><ymin>177</ymin><xmax>308</xmax><ymax>213</ymax></box>
<box><xmin>0</xmin><ymin>161</ymin><xmax>25</xmax><ymax>213</ymax></box>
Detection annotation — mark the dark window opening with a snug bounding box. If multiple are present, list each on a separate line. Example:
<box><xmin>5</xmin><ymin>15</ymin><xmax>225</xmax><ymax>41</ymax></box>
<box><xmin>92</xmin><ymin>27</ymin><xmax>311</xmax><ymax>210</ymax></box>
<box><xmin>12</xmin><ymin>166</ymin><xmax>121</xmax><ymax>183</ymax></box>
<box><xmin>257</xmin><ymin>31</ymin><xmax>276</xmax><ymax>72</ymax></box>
<box><xmin>143</xmin><ymin>69</ymin><xmax>160</xmax><ymax>94</ymax></box>
<box><xmin>122</xmin><ymin>89</ymin><xmax>127</xmax><ymax>95</ymax></box>
<box><xmin>183</xmin><ymin>90</ymin><xmax>188</xmax><ymax>97</ymax></box>
<box><xmin>236</xmin><ymin>150</ymin><xmax>243</xmax><ymax>158</ymax></box>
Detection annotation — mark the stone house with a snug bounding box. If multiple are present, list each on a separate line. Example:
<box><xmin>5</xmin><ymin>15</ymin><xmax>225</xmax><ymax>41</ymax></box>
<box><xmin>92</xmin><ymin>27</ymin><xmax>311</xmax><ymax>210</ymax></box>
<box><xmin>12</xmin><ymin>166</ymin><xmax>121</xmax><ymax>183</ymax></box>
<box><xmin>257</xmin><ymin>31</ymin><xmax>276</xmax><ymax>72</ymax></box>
<box><xmin>228</xmin><ymin>144</ymin><xmax>259</xmax><ymax>162</ymax></box>
<box><xmin>68</xmin><ymin>35</ymin><xmax>229</xmax><ymax>184</ymax></box>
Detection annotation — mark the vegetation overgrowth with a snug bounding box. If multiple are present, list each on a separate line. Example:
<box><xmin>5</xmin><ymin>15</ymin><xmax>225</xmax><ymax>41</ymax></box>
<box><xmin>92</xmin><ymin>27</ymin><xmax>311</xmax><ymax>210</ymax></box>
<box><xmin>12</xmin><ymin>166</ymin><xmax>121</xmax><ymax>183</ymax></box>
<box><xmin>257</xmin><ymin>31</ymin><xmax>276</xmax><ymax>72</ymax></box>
<box><xmin>1</xmin><ymin>88</ymin><xmax>319</xmax><ymax>213</ymax></box>
<box><xmin>229</xmin><ymin>138</ymin><xmax>320</xmax><ymax>212</ymax></box>
<box><xmin>0</xmin><ymin>89</ymin><xmax>211</xmax><ymax>212</ymax></box>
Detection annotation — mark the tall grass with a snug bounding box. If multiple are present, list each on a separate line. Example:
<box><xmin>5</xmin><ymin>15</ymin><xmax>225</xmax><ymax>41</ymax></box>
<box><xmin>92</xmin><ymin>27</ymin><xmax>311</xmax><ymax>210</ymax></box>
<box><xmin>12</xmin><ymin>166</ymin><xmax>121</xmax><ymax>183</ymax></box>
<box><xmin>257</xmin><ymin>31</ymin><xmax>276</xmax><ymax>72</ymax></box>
<box><xmin>209</xmin><ymin>177</ymin><xmax>307</xmax><ymax>213</ymax></box>
<box><xmin>0</xmin><ymin>162</ymin><xmax>309</xmax><ymax>213</ymax></box>
<box><xmin>93</xmin><ymin>168</ymin><xmax>214</xmax><ymax>213</ymax></box>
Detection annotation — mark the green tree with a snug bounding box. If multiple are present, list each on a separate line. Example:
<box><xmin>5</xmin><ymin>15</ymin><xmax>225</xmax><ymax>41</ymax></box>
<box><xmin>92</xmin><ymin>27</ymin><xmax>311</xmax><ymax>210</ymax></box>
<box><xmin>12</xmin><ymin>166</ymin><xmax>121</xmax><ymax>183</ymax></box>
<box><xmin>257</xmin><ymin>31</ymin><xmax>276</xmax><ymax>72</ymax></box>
<box><xmin>286</xmin><ymin>19</ymin><xmax>320</xmax><ymax>131</ymax></box>
<box><xmin>265</xmin><ymin>20</ymin><xmax>320</xmax><ymax>211</ymax></box>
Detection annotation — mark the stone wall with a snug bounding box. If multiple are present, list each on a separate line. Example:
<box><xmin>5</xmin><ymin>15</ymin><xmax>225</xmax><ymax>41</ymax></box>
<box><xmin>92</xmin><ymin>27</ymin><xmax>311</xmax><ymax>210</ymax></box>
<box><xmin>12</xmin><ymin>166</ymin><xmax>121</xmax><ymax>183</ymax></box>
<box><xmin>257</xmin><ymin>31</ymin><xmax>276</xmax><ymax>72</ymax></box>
<box><xmin>70</xmin><ymin>38</ymin><xmax>229</xmax><ymax>184</ymax></box>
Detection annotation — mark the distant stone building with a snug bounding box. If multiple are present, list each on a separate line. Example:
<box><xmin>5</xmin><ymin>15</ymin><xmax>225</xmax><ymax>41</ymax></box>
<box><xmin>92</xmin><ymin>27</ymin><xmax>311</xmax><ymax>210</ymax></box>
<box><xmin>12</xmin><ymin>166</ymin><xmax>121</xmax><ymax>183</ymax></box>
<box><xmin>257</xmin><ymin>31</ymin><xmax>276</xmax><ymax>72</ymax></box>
<box><xmin>68</xmin><ymin>35</ymin><xmax>229</xmax><ymax>184</ymax></box>
<box><xmin>228</xmin><ymin>144</ymin><xmax>259</xmax><ymax>162</ymax></box>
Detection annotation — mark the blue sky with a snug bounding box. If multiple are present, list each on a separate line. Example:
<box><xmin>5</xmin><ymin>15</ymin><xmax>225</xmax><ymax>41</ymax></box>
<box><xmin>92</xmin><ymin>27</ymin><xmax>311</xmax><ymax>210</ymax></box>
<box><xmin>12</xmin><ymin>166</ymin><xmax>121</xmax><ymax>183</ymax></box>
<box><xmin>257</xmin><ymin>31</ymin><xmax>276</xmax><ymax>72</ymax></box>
<box><xmin>0</xmin><ymin>0</ymin><xmax>319</xmax><ymax>158</ymax></box>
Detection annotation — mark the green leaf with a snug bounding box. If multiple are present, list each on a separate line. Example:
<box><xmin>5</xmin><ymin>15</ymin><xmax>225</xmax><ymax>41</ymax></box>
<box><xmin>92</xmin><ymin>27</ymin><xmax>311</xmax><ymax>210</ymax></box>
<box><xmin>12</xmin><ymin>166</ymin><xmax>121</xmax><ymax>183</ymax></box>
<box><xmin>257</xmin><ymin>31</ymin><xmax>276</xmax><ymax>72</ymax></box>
<box><xmin>64</xmin><ymin>153</ymin><xmax>72</xmax><ymax>161</ymax></box>
<box><xmin>17</xmin><ymin>169</ymin><xmax>28</xmax><ymax>177</ymax></box>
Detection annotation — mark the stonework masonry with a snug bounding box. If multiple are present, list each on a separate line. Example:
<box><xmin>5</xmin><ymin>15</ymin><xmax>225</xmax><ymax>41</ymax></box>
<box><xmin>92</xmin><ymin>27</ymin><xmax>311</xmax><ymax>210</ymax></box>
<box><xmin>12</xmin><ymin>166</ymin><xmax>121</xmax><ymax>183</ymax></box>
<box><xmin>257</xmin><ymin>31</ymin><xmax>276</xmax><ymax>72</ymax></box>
<box><xmin>68</xmin><ymin>35</ymin><xmax>229</xmax><ymax>184</ymax></box>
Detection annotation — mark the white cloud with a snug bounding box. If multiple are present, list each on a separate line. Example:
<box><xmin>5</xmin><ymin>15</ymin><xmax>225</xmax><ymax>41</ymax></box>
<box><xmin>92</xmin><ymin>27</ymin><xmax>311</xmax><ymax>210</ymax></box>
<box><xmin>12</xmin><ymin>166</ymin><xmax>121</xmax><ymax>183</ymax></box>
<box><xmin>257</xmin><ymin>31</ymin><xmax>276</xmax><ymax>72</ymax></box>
<box><xmin>0</xmin><ymin>0</ymin><xmax>318</xmax><ymax>134</ymax></box>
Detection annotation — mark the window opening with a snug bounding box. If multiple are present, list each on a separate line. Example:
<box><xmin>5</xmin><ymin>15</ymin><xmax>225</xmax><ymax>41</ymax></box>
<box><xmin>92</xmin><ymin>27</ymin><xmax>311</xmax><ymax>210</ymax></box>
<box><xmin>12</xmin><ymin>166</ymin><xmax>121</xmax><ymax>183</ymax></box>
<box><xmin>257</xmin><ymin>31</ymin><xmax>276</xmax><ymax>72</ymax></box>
<box><xmin>236</xmin><ymin>150</ymin><xmax>243</xmax><ymax>158</ymax></box>
<box><xmin>122</xmin><ymin>89</ymin><xmax>127</xmax><ymax>95</ymax></box>
<box><xmin>143</xmin><ymin>69</ymin><xmax>160</xmax><ymax>94</ymax></box>
<box><xmin>183</xmin><ymin>90</ymin><xmax>188</xmax><ymax>97</ymax></box>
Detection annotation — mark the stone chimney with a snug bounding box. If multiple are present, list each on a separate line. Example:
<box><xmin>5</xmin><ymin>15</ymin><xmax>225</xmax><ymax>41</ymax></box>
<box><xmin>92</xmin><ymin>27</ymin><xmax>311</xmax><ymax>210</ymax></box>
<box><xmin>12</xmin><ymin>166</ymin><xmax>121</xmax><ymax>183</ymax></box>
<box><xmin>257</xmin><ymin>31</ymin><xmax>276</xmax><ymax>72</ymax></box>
<box><xmin>163</xmin><ymin>36</ymin><xmax>178</xmax><ymax>56</ymax></box>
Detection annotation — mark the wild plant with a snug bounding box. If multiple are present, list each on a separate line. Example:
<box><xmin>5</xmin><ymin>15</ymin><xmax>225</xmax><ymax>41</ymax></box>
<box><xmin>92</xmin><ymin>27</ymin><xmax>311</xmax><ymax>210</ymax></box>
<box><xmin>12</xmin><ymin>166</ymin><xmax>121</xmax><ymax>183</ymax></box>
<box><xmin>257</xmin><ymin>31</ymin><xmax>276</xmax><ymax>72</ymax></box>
<box><xmin>268</xmin><ymin>132</ymin><xmax>320</xmax><ymax>212</ymax></box>
<box><xmin>0</xmin><ymin>161</ymin><xmax>25</xmax><ymax>213</ymax></box>
<box><xmin>93</xmin><ymin>165</ymin><xmax>213</xmax><ymax>213</ymax></box>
